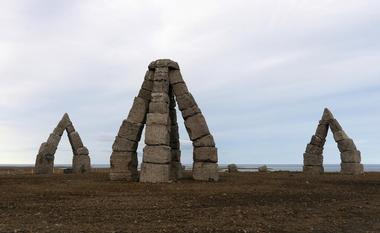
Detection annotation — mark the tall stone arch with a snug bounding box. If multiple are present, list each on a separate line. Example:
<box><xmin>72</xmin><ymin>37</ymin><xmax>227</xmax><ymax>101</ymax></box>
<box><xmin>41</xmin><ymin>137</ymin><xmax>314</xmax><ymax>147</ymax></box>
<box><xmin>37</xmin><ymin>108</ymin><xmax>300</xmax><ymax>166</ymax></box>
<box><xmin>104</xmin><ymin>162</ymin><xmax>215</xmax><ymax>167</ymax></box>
<box><xmin>110</xmin><ymin>59</ymin><xmax>218</xmax><ymax>183</ymax></box>
<box><xmin>35</xmin><ymin>113</ymin><xmax>91</xmax><ymax>174</ymax></box>
<box><xmin>303</xmin><ymin>108</ymin><xmax>363</xmax><ymax>175</ymax></box>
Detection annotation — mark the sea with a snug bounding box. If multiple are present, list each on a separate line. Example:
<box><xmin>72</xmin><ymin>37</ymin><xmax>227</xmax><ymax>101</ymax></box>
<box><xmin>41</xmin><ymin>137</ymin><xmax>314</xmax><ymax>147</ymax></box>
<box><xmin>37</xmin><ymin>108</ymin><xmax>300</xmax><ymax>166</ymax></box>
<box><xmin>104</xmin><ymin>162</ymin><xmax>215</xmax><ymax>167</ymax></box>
<box><xmin>1</xmin><ymin>164</ymin><xmax>380</xmax><ymax>172</ymax></box>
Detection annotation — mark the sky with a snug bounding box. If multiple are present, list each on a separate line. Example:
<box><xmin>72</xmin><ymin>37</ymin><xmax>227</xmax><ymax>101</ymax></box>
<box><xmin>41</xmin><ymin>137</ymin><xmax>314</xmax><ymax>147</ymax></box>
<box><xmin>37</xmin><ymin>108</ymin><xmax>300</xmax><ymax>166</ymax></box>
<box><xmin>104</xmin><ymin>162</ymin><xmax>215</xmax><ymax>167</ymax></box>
<box><xmin>1</xmin><ymin>0</ymin><xmax>380</xmax><ymax>165</ymax></box>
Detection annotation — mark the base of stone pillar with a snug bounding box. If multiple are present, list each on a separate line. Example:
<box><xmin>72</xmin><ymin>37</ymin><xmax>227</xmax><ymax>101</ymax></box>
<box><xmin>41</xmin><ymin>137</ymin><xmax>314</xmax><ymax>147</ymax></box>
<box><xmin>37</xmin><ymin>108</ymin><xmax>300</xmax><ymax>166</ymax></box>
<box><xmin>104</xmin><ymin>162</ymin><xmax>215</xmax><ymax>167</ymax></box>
<box><xmin>192</xmin><ymin>162</ymin><xmax>219</xmax><ymax>181</ymax></box>
<box><xmin>72</xmin><ymin>154</ymin><xmax>91</xmax><ymax>173</ymax></box>
<box><xmin>140</xmin><ymin>162</ymin><xmax>171</xmax><ymax>183</ymax></box>
<box><xmin>340</xmin><ymin>163</ymin><xmax>363</xmax><ymax>175</ymax></box>
<box><xmin>171</xmin><ymin>161</ymin><xmax>183</xmax><ymax>180</ymax></box>
<box><xmin>303</xmin><ymin>165</ymin><xmax>324</xmax><ymax>175</ymax></box>
<box><xmin>35</xmin><ymin>154</ymin><xmax>54</xmax><ymax>175</ymax></box>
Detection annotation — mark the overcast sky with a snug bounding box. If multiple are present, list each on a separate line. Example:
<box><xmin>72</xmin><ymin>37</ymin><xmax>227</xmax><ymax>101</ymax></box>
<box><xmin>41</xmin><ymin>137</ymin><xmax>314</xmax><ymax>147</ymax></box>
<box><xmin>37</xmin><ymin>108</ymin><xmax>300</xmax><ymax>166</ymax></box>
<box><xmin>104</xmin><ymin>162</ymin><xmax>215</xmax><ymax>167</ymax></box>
<box><xmin>1</xmin><ymin>0</ymin><xmax>379</xmax><ymax>165</ymax></box>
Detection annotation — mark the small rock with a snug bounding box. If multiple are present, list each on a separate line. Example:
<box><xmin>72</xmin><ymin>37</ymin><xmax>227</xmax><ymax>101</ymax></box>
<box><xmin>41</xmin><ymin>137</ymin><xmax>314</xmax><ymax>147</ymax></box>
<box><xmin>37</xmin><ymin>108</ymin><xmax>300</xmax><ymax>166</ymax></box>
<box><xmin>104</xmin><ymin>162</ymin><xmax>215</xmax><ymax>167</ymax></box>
<box><xmin>258</xmin><ymin>165</ymin><xmax>268</xmax><ymax>172</ymax></box>
<box><xmin>227</xmin><ymin>164</ymin><xmax>238</xmax><ymax>173</ymax></box>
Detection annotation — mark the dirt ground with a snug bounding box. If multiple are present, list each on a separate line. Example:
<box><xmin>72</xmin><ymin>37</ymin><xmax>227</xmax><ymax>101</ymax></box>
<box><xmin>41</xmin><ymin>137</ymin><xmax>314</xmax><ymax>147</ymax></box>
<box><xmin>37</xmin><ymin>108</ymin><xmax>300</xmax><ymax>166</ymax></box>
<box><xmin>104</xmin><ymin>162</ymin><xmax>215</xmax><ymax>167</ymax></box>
<box><xmin>0</xmin><ymin>169</ymin><xmax>379</xmax><ymax>233</ymax></box>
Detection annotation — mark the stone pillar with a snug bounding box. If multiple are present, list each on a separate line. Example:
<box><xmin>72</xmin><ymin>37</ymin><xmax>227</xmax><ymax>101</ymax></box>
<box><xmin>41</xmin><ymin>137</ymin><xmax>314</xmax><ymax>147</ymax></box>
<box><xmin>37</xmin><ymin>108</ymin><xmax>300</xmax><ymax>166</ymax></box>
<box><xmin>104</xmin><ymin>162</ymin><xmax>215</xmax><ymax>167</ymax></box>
<box><xmin>109</xmin><ymin>71</ymin><xmax>152</xmax><ymax>181</ymax></box>
<box><xmin>169</xmin><ymin>88</ymin><xmax>183</xmax><ymax>180</ymax></box>
<box><xmin>330</xmin><ymin>117</ymin><xmax>363</xmax><ymax>175</ymax></box>
<box><xmin>140</xmin><ymin>66</ymin><xmax>173</xmax><ymax>183</ymax></box>
<box><xmin>303</xmin><ymin>108</ymin><xmax>330</xmax><ymax>175</ymax></box>
<box><xmin>170</xmin><ymin>69</ymin><xmax>219</xmax><ymax>181</ymax></box>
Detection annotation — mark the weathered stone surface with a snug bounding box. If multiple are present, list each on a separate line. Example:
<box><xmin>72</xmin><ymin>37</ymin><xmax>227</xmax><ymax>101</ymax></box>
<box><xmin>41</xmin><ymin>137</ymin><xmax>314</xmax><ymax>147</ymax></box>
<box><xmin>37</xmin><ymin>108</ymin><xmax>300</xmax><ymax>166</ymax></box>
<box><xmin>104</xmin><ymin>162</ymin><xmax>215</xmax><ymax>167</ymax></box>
<box><xmin>153</xmin><ymin>67</ymin><xmax>169</xmax><ymax>81</ymax></box>
<box><xmin>303</xmin><ymin>165</ymin><xmax>324</xmax><ymax>174</ymax></box>
<box><xmin>310</xmin><ymin>135</ymin><xmax>326</xmax><ymax>147</ymax></box>
<box><xmin>138</xmin><ymin>88</ymin><xmax>152</xmax><ymax>101</ymax></box>
<box><xmin>127</xmin><ymin>97</ymin><xmax>149</xmax><ymax>124</ymax></box>
<box><xmin>117</xmin><ymin>120</ymin><xmax>144</xmax><ymax>142</ymax></box>
<box><xmin>171</xmin><ymin>161</ymin><xmax>183</xmax><ymax>180</ymax></box>
<box><xmin>38</xmin><ymin>142</ymin><xmax>57</xmax><ymax>155</ymax></box>
<box><xmin>169</xmin><ymin>70</ymin><xmax>184</xmax><ymax>85</ymax></box>
<box><xmin>112</xmin><ymin>136</ymin><xmax>138</xmax><ymax>152</ymax></box>
<box><xmin>169</xmin><ymin>108</ymin><xmax>177</xmax><ymax>122</ymax></box>
<box><xmin>144</xmin><ymin>70</ymin><xmax>154</xmax><ymax>81</ymax></box>
<box><xmin>172</xmin><ymin>82</ymin><xmax>189</xmax><ymax>97</ymax></box>
<box><xmin>68</xmin><ymin>131</ymin><xmax>84</xmax><ymax>150</ymax></box>
<box><xmin>193</xmin><ymin>147</ymin><xmax>218</xmax><ymax>162</ymax></box>
<box><xmin>340</xmin><ymin>163</ymin><xmax>363</xmax><ymax>175</ymax></box>
<box><xmin>143</xmin><ymin>145</ymin><xmax>172</xmax><ymax>164</ymax></box>
<box><xmin>66</xmin><ymin>124</ymin><xmax>75</xmax><ymax>133</ymax></box>
<box><xmin>305</xmin><ymin>143</ymin><xmax>323</xmax><ymax>155</ymax></box>
<box><xmin>152</xmin><ymin>93</ymin><xmax>170</xmax><ymax>103</ymax></box>
<box><xmin>321</xmin><ymin>108</ymin><xmax>334</xmax><ymax>121</ymax></box>
<box><xmin>57</xmin><ymin>113</ymin><xmax>72</xmax><ymax>129</ymax></box>
<box><xmin>76</xmin><ymin>146</ymin><xmax>89</xmax><ymax>155</ymax></box>
<box><xmin>340</xmin><ymin>150</ymin><xmax>361</xmax><ymax>163</ymax></box>
<box><xmin>329</xmin><ymin>118</ymin><xmax>343</xmax><ymax>133</ymax></box>
<box><xmin>333</xmin><ymin>130</ymin><xmax>349</xmax><ymax>142</ymax></box>
<box><xmin>171</xmin><ymin>149</ymin><xmax>181</xmax><ymax>162</ymax></box>
<box><xmin>181</xmin><ymin>105</ymin><xmax>201</xmax><ymax>119</ymax></box>
<box><xmin>193</xmin><ymin>134</ymin><xmax>216</xmax><ymax>147</ymax></box>
<box><xmin>315</xmin><ymin>123</ymin><xmax>329</xmax><ymax>139</ymax></box>
<box><xmin>72</xmin><ymin>154</ymin><xmax>91</xmax><ymax>173</ymax></box>
<box><xmin>185</xmin><ymin>114</ymin><xmax>210</xmax><ymax>141</ymax></box>
<box><xmin>227</xmin><ymin>164</ymin><xmax>238</xmax><ymax>173</ymax></box>
<box><xmin>53</xmin><ymin>126</ymin><xmax>65</xmax><ymax>136</ymax></box>
<box><xmin>110</xmin><ymin>151</ymin><xmax>138</xmax><ymax>181</ymax></box>
<box><xmin>141</xmin><ymin>79</ymin><xmax>153</xmax><ymax>91</ymax></box>
<box><xmin>47</xmin><ymin>133</ymin><xmax>61</xmax><ymax>148</ymax></box>
<box><xmin>149</xmin><ymin>101</ymin><xmax>169</xmax><ymax>114</ymax></box>
<box><xmin>145</xmin><ymin>124</ymin><xmax>170</xmax><ymax>146</ymax></box>
<box><xmin>146</xmin><ymin>113</ymin><xmax>170</xmax><ymax>126</ymax></box>
<box><xmin>176</xmin><ymin>93</ymin><xmax>197</xmax><ymax>111</ymax></box>
<box><xmin>35</xmin><ymin>153</ymin><xmax>54</xmax><ymax>175</ymax></box>
<box><xmin>140</xmin><ymin>163</ymin><xmax>171</xmax><ymax>183</ymax></box>
<box><xmin>149</xmin><ymin>59</ymin><xmax>179</xmax><ymax>70</ymax></box>
<box><xmin>193</xmin><ymin>162</ymin><xmax>219</xmax><ymax>181</ymax></box>
<box><xmin>337</xmin><ymin>138</ymin><xmax>357</xmax><ymax>152</ymax></box>
<box><xmin>170</xmin><ymin>124</ymin><xmax>180</xmax><ymax>149</ymax></box>
<box><xmin>303</xmin><ymin>153</ymin><xmax>323</xmax><ymax>166</ymax></box>
<box><xmin>152</xmin><ymin>80</ymin><xmax>169</xmax><ymax>93</ymax></box>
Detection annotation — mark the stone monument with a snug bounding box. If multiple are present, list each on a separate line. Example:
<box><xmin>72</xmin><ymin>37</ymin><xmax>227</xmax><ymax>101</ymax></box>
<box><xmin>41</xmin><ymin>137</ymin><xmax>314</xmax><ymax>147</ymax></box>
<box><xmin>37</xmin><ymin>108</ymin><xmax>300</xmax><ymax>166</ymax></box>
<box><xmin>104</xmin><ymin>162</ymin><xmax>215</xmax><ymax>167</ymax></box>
<box><xmin>303</xmin><ymin>108</ymin><xmax>363</xmax><ymax>175</ymax></box>
<box><xmin>110</xmin><ymin>59</ymin><xmax>218</xmax><ymax>182</ymax></box>
<box><xmin>35</xmin><ymin>113</ymin><xmax>91</xmax><ymax>174</ymax></box>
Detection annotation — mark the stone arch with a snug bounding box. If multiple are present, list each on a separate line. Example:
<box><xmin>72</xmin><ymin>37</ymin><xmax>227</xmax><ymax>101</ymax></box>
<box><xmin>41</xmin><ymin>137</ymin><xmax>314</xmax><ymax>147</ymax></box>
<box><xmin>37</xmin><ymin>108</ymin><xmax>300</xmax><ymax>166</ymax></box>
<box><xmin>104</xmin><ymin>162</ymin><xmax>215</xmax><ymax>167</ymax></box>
<box><xmin>303</xmin><ymin>108</ymin><xmax>363</xmax><ymax>175</ymax></box>
<box><xmin>34</xmin><ymin>113</ymin><xmax>91</xmax><ymax>174</ymax></box>
<box><xmin>110</xmin><ymin>59</ymin><xmax>218</xmax><ymax>182</ymax></box>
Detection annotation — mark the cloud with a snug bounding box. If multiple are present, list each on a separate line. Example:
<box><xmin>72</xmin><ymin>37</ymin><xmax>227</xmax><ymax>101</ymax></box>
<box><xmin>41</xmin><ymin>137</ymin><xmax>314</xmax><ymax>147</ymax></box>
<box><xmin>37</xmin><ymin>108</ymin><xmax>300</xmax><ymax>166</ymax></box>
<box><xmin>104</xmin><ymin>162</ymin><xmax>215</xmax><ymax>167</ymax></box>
<box><xmin>0</xmin><ymin>0</ymin><xmax>380</xmax><ymax>165</ymax></box>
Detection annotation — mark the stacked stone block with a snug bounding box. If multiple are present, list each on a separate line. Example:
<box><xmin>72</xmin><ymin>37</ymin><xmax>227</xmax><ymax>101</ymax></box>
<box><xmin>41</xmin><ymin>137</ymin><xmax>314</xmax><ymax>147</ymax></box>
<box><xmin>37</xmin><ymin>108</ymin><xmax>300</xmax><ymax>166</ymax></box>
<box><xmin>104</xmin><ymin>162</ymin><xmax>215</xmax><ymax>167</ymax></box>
<box><xmin>35</xmin><ymin>113</ymin><xmax>91</xmax><ymax>174</ymax></box>
<box><xmin>110</xmin><ymin>59</ymin><xmax>218</xmax><ymax>183</ymax></box>
<box><xmin>303</xmin><ymin>108</ymin><xmax>363</xmax><ymax>175</ymax></box>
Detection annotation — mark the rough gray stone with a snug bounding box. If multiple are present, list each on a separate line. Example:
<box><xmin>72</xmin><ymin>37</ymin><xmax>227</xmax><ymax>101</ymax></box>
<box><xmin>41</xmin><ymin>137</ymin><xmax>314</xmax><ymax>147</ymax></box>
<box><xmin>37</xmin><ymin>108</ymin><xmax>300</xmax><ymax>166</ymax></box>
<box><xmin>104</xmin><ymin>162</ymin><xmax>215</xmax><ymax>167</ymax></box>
<box><xmin>184</xmin><ymin>114</ymin><xmax>210</xmax><ymax>141</ymax></box>
<box><xmin>171</xmin><ymin>161</ymin><xmax>183</xmax><ymax>180</ymax></box>
<box><xmin>47</xmin><ymin>133</ymin><xmax>61</xmax><ymax>148</ymax></box>
<box><xmin>143</xmin><ymin>145</ymin><xmax>172</xmax><ymax>164</ymax></box>
<box><xmin>110</xmin><ymin>151</ymin><xmax>138</xmax><ymax>181</ymax></box>
<box><xmin>329</xmin><ymin>118</ymin><xmax>343</xmax><ymax>133</ymax></box>
<box><xmin>315</xmin><ymin>123</ymin><xmax>329</xmax><ymax>139</ymax></box>
<box><xmin>145</xmin><ymin>124</ymin><xmax>170</xmax><ymax>146</ymax></box>
<box><xmin>258</xmin><ymin>165</ymin><xmax>268</xmax><ymax>172</ymax></box>
<box><xmin>171</xmin><ymin>149</ymin><xmax>181</xmax><ymax>162</ymax></box>
<box><xmin>181</xmin><ymin>105</ymin><xmax>201</xmax><ymax>119</ymax></box>
<box><xmin>34</xmin><ymin>153</ymin><xmax>54</xmax><ymax>174</ymax></box>
<box><xmin>66</xmin><ymin>124</ymin><xmax>75</xmax><ymax>133</ymax></box>
<box><xmin>146</xmin><ymin>113</ymin><xmax>170</xmax><ymax>126</ymax></box>
<box><xmin>303</xmin><ymin>153</ymin><xmax>323</xmax><ymax>166</ymax></box>
<box><xmin>305</xmin><ymin>143</ymin><xmax>323</xmax><ymax>155</ymax></box>
<box><xmin>127</xmin><ymin>97</ymin><xmax>149</xmax><ymax>124</ymax></box>
<box><xmin>340</xmin><ymin>163</ymin><xmax>363</xmax><ymax>175</ymax></box>
<box><xmin>169</xmin><ymin>70</ymin><xmax>184</xmax><ymax>85</ymax></box>
<box><xmin>140</xmin><ymin>162</ymin><xmax>171</xmax><ymax>183</ymax></box>
<box><xmin>193</xmin><ymin>147</ymin><xmax>218</xmax><ymax>162</ymax></box>
<box><xmin>117</xmin><ymin>120</ymin><xmax>144</xmax><ymax>142</ymax></box>
<box><xmin>57</xmin><ymin>113</ymin><xmax>72</xmax><ymax>129</ymax></box>
<box><xmin>192</xmin><ymin>162</ymin><xmax>219</xmax><ymax>181</ymax></box>
<box><xmin>176</xmin><ymin>93</ymin><xmax>197</xmax><ymax>111</ymax></box>
<box><xmin>53</xmin><ymin>126</ymin><xmax>65</xmax><ymax>136</ymax></box>
<box><xmin>337</xmin><ymin>138</ymin><xmax>357</xmax><ymax>152</ymax></box>
<box><xmin>227</xmin><ymin>164</ymin><xmax>238</xmax><ymax>173</ymax></box>
<box><xmin>138</xmin><ymin>88</ymin><xmax>152</xmax><ymax>101</ymax></box>
<box><xmin>321</xmin><ymin>108</ymin><xmax>334</xmax><ymax>121</ymax></box>
<box><xmin>144</xmin><ymin>70</ymin><xmax>154</xmax><ymax>81</ymax></box>
<box><xmin>149</xmin><ymin>101</ymin><xmax>169</xmax><ymax>114</ymax></box>
<box><xmin>76</xmin><ymin>146</ymin><xmax>89</xmax><ymax>155</ymax></box>
<box><xmin>72</xmin><ymin>154</ymin><xmax>91</xmax><ymax>173</ymax></box>
<box><xmin>153</xmin><ymin>67</ymin><xmax>169</xmax><ymax>81</ymax></box>
<box><xmin>151</xmin><ymin>93</ymin><xmax>170</xmax><ymax>103</ymax></box>
<box><xmin>303</xmin><ymin>165</ymin><xmax>324</xmax><ymax>174</ymax></box>
<box><xmin>68</xmin><ymin>131</ymin><xmax>84</xmax><ymax>150</ymax></box>
<box><xmin>152</xmin><ymin>80</ymin><xmax>169</xmax><ymax>93</ymax></box>
<box><xmin>193</xmin><ymin>134</ymin><xmax>216</xmax><ymax>147</ymax></box>
<box><xmin>172</xmin><ymin>82</ymin><xmax>189</xmax><ymax>97</ymax></box>
<box><xmin>141</xmin><ymin>79</ymin><xmax>153</xmax><ymax>91</ymax></box>
<box><xmin>310</xmin><ymin>135</ymin><xmax>326</xmax><ymax>147</ymax></box>
<box><xmin>340</xmin><ymin>150</ymin><xmax>361</xmax><ymax>163</ymax></box>
<box><xmin>38</xmin><ymin>142</ymin><xmax>57</xmax><ymax>155</ymax></box>
<box><xmin>112</xmin><ymin>136</ymin><xmax>138</xmax><ymax>152</ymax></box>
<box><xmin>333</xmin><ymin>130</ymin><xmax>349</xmax><ymax>142</ymax></box>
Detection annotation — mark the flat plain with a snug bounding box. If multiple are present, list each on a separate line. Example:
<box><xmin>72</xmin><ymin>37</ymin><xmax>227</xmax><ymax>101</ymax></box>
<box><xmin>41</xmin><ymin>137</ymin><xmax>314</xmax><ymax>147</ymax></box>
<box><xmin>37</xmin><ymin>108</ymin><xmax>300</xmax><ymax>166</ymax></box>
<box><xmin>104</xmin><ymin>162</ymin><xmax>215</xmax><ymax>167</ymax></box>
<box><xmin>0</xmin><ymin>169</ymin><xmax>379</xmax><ymax>233</ymax></box>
